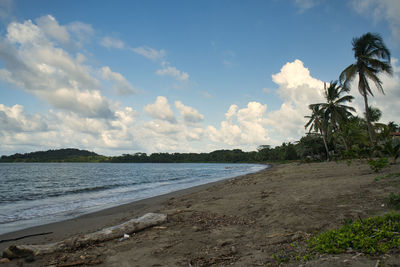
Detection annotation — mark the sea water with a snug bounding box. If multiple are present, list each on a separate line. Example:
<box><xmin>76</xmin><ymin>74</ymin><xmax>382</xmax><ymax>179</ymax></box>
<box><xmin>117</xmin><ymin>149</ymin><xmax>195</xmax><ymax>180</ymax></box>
<box><xmin>0</xmin><ymin>163</ymin><xmax>266</xmax><ymax>234</ymax></box>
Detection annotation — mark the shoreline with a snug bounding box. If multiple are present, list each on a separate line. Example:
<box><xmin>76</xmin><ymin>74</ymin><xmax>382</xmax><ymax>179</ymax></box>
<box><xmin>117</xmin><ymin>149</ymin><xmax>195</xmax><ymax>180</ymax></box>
<box><xmin>2</xmin><ymin>161</ymin><xmax>400</xmax><ymax>266</ymax></box>
<box><xmin>0</xmin><ymin>165</ymin><xmax>270</xmax><ymax>252</ymax></box>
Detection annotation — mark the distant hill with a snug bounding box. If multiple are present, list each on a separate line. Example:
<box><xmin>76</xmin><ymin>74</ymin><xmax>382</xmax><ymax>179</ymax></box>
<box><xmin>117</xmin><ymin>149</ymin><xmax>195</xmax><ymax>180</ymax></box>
<box><xmin>0</xmin><ymin>148</ymin><xmax>106</xmax><ymax>162</ymax></box>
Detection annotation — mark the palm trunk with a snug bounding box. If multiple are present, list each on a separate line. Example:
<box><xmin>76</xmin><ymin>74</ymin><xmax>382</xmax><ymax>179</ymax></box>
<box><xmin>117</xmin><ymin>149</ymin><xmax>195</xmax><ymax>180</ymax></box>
<box><xmin>316</xmin><ymin>118</ymin><xmax>329</xmax><ymax>161</ymax></box>
<box><xmin>363</xmin><ymin>93</ymin><xmax>375</xmax><ymax>145</ymax></box>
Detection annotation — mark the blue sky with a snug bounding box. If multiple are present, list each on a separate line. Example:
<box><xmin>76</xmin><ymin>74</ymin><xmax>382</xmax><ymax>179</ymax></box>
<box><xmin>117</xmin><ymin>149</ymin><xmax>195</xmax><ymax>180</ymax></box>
<box><xmin>0</xmin><ymin>0</ymin><xmax>399</xmax><ymax>156</ymax></box>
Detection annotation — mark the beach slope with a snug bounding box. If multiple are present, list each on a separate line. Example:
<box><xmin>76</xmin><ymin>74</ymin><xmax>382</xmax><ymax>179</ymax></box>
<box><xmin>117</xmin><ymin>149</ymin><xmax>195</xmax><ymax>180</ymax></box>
<box><xmin>2</xmin><ymin>161</ymin><xmax>400</xmax><ymax>266</ymax></box>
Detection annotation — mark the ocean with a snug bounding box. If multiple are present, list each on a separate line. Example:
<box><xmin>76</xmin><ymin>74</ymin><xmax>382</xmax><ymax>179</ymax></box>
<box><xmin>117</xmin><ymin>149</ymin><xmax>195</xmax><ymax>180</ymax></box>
<box><xmin>0</xmin><ymin>163</ymin><xmax>266</xmax><ymax>234</ymax></box>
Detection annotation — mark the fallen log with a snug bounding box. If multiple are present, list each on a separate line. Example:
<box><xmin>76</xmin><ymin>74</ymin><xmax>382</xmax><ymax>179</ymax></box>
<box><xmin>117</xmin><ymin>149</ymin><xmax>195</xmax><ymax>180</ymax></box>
<box><xmin>3</xmin><ymin>213</ymin><xmax>167</xmax><ymax>259</ymax></box>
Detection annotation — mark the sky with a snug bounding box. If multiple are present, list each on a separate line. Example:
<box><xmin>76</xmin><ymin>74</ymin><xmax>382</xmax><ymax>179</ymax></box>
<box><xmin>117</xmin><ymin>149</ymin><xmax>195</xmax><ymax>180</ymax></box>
<box><xmin>0</xmin><ymin>0</ymin><xmax>399</xmax><ymax>156</ymax></box>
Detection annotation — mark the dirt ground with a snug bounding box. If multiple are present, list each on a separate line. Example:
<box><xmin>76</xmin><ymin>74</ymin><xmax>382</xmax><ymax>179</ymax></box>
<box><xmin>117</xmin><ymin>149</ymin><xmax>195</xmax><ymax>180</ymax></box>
<box><xmin>2</xmin><ymin>160</ymin><xmax>400</xmax><ymax>266</ymax></box>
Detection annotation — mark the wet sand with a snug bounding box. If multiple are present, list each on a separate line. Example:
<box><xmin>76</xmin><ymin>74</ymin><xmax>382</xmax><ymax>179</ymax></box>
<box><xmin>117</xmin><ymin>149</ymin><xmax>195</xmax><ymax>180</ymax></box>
<box><xmin>1</xmin><ymin>161</ymin><xmax>400</xmax><ymax>266</ymax></box>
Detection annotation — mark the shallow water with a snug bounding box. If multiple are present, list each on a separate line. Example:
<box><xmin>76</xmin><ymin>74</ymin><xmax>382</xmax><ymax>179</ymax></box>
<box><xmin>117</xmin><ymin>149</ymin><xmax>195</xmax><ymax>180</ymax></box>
<box><xmin>0</xmin><ymin>163</ymin><xmax>266</xmax><ymax>234</ymax></box>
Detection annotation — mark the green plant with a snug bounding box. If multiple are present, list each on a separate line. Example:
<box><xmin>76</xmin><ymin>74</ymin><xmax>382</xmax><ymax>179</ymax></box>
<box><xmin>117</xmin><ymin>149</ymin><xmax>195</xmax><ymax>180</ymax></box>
<box><xmin>388</xmin><ymin>193</ymin><xmax>400</xmax><ymax>210</ymax></box>
<box><xmin>308</xmin><ymin>212</ymin><xmax>400</xmax><ymax>254</ymax></box>
<box><xmin>374</xmin><ymin>172</ymin><xmax>400</xmax><ymax>182</ymax></box>
<box><xmin>368</xmin><ymin>157</ymin><xmax>389</xmax><ymax>173</ymax></box>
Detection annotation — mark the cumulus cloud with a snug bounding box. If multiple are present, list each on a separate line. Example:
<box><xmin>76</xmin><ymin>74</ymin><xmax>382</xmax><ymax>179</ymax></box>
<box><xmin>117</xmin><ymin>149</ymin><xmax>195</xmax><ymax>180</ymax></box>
<box><xmin>0</xmin><ymin>104</ymin><xmax>47</xmax><ymax>132</ymax></box>
<box><xmin>101</xmin><ymin>66</ymin><xmax>136</xmax><ymax>95</ymax></box>
<box><xmin>156</xmin><ymin>63</ymin><xmax>189</xmax><ymax>81</ymax></box>
<box><xmin>101</xmin><ymin>36</ymin><xmax>125</xmax><ymax>49</ymax></box>
<box><xmin>131</xmin><ymin>46</ymin><xmax>165</xmax><ymax>61</ymax></box>
<box><xmin>350</xmin><ymin>0</ymin><xmax>400</xmax><ymax>42</ymax></box>
<box><xmin>174</xmin><ymin>101</ymin><xmax>204</xmax><ymax>124</ymax></box>
<box><xmin>264</xmin><ymin>59</ymin><xmax>325</xmax><ymax>145</ymax></box>
<box><xmin>0</xmin><ymin>16</ymin><xmax>115</xmax><ymax>118</ymax></box>
<box><xmin>144</xmin><ymin>96</ymin><xmax>176</xmax><ymax>122</ymax></box>
<box><xmin>206</xmin><ymin>102</ymin><xmax>270</xmax><ymax>147</ymax></box>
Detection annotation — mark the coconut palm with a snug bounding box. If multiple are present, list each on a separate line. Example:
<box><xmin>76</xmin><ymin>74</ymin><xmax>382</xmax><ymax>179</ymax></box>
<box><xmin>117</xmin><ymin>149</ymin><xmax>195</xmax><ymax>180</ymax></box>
<box><xmin>339</xmin><ymin>32</ymin><xmax>392</xmax><ymax>144</ymax></box>
<box><xmin>310</xmin><ymin>81</ymin><xmax>355</xmax><ymax>151</ymax></box>
<box><xmin>305</xmin><ymin>105</ymin><xmax>330</xmax><ymax>161</ymax></box>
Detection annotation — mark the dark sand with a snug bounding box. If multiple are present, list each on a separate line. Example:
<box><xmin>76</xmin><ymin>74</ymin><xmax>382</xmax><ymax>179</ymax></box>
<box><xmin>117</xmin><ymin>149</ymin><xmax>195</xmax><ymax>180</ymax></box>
<box><xmin>1</xmin><ymin>161</ymin><xmax>400</xmax><ymax>266</ymax></box>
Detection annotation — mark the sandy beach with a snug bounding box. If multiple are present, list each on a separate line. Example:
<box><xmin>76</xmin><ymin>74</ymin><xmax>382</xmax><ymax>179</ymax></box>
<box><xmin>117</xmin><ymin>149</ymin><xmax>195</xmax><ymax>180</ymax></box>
<box><xmin>1</xmin><ymin>160</ymin><xmax>400</xmax><ymax>266</ymax></box>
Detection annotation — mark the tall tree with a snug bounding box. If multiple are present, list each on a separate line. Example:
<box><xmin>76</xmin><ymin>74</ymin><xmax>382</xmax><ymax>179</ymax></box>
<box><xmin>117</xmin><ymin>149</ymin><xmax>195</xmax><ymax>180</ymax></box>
<box><xmin>305</xmin><ymin>105</ymin><xmax>330</xmax><ymax>161</ymax></box>
<box><xmin>339</xmin><ymin>32</ymin><xmax>392</xmax><ymax>144</ymax></box>
<box><xmin>310</xmin><ymin>81</ymin><xmax>355</xmax><ymax>151</ymax></box>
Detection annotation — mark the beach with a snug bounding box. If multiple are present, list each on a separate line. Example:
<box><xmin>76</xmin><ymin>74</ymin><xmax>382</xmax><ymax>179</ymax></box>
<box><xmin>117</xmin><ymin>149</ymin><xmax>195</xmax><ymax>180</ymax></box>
<box><xmin>1</xmin><ymin>161</ymin><xmax>400</xmax><ymax>266</ymax></box>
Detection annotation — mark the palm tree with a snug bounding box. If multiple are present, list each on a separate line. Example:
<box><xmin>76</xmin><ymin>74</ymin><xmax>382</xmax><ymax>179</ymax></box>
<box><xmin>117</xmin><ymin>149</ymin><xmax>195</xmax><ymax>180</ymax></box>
<box><xmin>339</xmin><ymin>32</ymin><xmax>392</xmax><ymax>144</ymax></box>
<box><xmin>305</xmin><ymin>105</ymin><xmax>330</xmax><ymax>161</ymax></box>
<box><xmin>310</xmin><ymin>81</ymin><xmax>355</xmax><ymax>151</ymax></box>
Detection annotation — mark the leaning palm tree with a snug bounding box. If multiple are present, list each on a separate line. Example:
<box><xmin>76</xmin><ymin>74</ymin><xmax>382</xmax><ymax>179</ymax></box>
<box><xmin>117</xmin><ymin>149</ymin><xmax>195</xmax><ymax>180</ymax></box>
<box><xmin>305</xmin><ymin>105</ymin><xmax>330</xmax><ymax>161</ymax></box>
<box><xmin>339</xmin><ymin>32</ymin><xmax>392</xmax><ymax>144</ymax></box>
<box><xmin>310</xmin><ymin>81</ymin><xmax>355</xmax><ymax>151</ymax></box>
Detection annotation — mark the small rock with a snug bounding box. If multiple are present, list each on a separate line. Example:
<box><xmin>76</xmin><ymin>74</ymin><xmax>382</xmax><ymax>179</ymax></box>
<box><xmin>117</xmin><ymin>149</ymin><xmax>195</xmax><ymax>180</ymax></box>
<box><xmin>346</xmin><ymin>247</ymin><xmax>353</xmax><ymax>253</ymax></box>
<box><xmin>0</xmin><ymin>258</ymin><xmax>11</xmax><ymax>263</ymax></box>
<box><xmin>230</xmin><ymin>246</ymin><xmax>237</xmax><ymax>254</ymax></box>
<box><xmin>192</xmin><ymin>226</ymin><xmax>200</xmax><ymax>232</ymax></box>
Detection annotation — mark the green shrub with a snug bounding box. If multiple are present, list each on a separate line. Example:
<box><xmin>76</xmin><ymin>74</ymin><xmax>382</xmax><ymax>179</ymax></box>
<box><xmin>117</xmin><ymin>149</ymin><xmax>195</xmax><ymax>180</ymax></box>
<box><xmin>308</xmin><ymin>212</ymin><xmax>400</xmax><ymax>254</ymax></box>
<box><xmin>368</xmin><ymin>157</ymin><xmax>389</xmax><ymax>173</ymax></box>
<box><xmin>388</xmin><ymin>193</ymin><xmax>400</xmax><ymax>210</ymax></box>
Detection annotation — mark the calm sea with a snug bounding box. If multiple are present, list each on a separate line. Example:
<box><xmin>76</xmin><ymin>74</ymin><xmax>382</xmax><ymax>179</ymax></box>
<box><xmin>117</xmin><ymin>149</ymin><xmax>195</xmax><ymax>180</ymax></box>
<box><xmin>0</xmin><ymin>163</ymin><xmax>266</xmax><ymax>234</ymax></box>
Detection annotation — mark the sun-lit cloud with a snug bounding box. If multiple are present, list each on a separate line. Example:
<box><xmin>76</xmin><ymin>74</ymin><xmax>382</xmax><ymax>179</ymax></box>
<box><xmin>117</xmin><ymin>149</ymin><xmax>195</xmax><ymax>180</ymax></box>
<box><xmin>144</xmin><ymin>96</ymin><xmax>176</xmax><ymax>123</ymax></box>
<box><xmin>0</xmin><ymin>16</ymin><xmax>116</xmax><ymax>118</ymax></box>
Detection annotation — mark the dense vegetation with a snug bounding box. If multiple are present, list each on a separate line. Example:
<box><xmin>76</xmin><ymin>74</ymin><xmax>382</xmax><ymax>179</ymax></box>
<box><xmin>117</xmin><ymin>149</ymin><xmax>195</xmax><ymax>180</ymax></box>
<box><xmin>0</xmin><ymin>148</ymin><xmax>106</xmax><ymax>163</ymax></box>
<box><xmin>308</xmin><ymin>212</ymin><xmax>400</xmax><ymax>254</ymax></box>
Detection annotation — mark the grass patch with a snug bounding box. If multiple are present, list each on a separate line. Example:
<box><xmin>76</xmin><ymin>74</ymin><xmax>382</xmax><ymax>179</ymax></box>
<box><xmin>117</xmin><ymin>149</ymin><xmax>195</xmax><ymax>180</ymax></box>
<box><xmin>308</xmin><ymin>212</ymin><xmax>400</xmax><ymax>254</ymax></box>
<box><xmin>375</xmin><ymin>172</ymin><xmax>400</xmax><ymax>182</ymax></box>
<box><xmin>388</xmin><ymin>193</ymin><xmax>400</xmax><ymax>210</ymax></box>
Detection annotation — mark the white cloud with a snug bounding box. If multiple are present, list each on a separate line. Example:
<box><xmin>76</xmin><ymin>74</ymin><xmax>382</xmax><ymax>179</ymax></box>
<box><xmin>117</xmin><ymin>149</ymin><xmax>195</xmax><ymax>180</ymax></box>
<box><xmin>101</xmin><ymin>36</ymin><xmax>125</xmax><ymax>49</ymax></box>
<box><xmin>0</xmin><ymin>16</ymin><xmax>114</xmax><ymax>118</ymax></box>
<box><xmin>156</xmin><ymin>63</ymin><xmax>189</xmax><ymax>81</ymax></box>
<box><xmin>131</xmin><ymin>46</ymin><xmax>165</xmax><ymax>61</ymax></box>
<box><xmin>206</xmin><ymin>102</ymin><xmax>270</xmax><ymax>147</ymax></box>
<box><xmin>0</xmin><ymin>104</ymin><xmax>47</xmax><ymax>132</ymax></box>
<box><xmin>350</xmin><ymin>0</ymin><xmax>400</xmax><ymax>42</ymax></box>
<box><xmin>101</xmin><ymin>66</ymin><xmax>136</xmax><ymax>95</ymax></box>
<box><xmin>36</xmin><ymin>15</ymin><xmax>70</xmax><ymax>44</ymax></box>
<box><xmin>66</xmin><ymin>21</ymin><xmax>94</xmax><ymax>47</ymax></box>
<box><xmin>174</xmin><ymin>101</ymin><xmax>204</xmax><ymax>124</ymax></box>
<box><xmin>144</xmin><ymin>96</ymin><xmax>176</xmax><ymax>122</ymax></box>
<box><xmin>264</xmin><ymin>59</ymin><xmax>325</xmax><ymax>145</ymax></box>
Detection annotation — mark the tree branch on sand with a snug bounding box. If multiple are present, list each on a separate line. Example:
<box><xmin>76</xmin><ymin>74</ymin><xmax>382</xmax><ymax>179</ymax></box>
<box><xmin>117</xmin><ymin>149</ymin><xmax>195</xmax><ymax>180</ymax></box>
<box><xmin>3</xmin><ymin>213</ymin><xmax>167</xmax><ymax>259</ymax></box>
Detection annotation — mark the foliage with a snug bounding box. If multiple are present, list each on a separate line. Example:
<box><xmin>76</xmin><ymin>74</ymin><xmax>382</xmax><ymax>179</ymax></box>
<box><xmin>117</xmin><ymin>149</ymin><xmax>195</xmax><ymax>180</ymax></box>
<box><xmin>0</xmin><ymin>148</ymin><xmax>104</xmax><ymax>163</ymax></box>
<box><xmin>339</xmin><ymin>32</ymin><xmax>392</xmax><ymax>144</ymax></box>
<box><xmin>368</xmin><ymin>157</ymin><xmax>389</xmax><ymax>173</ymax></box>
<box><xmin>388</xmin><ymin>193</ymin><xmax>400</xmax><ymax>210</ymax></box>
<box><xmin>295</xmin><ymin>133</ymin><xmax>326</xmax><ymax>160</ymax></box>
<box><xmin>308</xmin><ymin>212</ymin><xmax>400</xmax><ymax>254</ymax></box>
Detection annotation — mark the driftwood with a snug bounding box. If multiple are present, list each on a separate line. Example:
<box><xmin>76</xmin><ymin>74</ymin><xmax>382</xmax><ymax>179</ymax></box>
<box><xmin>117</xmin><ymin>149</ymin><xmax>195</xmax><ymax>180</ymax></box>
<box><xmin>3</xmin><ymin>213</ymin><xmax>167</xmax><ymax>259</ymax></box>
